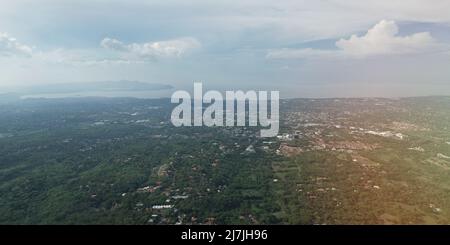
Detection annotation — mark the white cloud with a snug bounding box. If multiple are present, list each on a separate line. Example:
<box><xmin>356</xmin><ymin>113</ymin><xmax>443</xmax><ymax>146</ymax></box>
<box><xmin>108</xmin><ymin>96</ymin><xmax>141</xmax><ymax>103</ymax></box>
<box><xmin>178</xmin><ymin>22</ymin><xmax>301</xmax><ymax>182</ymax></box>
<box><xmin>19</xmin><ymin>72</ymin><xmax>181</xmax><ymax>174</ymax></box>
<box><xmin>267</xmin><ymin>20</ymin><xmax>447</xmax><ymax>59</ymax></box>
<box><xmin>0</xmin><ymin>32</ymin><xmax>33</xmax><ymax>57</ymax></box>
<box><xmin>6</xmin><ymin>36</ymin><xmax>202</xmax><ymax>67</ymax></box>
<box><xmin>336</xmin><ymin>20</ymin><xmax>437</xmax><ymax>57</ymax></box>
<box><xmin>100</xmin><ymin>37</ymin><xmax>201</xmax><ymax>59</ymax></box>
<box><xmin>100</xmin><ymin>38</ymin><xmax>128</xmax><ymax>52</ymax></box>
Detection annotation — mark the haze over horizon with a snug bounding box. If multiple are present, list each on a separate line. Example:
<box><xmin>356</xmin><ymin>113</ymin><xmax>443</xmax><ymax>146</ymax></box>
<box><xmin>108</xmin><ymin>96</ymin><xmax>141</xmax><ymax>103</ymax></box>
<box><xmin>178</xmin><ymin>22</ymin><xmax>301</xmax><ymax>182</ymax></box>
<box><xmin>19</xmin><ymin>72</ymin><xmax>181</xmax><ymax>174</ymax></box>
<box><xmin>1</xmin><ymin>0</ymin><xmax>450</xmax><ymax>97</ymax></box>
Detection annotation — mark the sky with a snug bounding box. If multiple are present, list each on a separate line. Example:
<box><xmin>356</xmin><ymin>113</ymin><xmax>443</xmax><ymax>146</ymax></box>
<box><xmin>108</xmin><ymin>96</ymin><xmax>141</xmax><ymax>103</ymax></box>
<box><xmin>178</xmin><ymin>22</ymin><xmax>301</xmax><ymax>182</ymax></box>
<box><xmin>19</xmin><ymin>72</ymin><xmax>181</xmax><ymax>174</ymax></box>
<box><xmin>1</xmin><ymin>0</ymin><xmax>450</xmax><ymax>98</ymax></box>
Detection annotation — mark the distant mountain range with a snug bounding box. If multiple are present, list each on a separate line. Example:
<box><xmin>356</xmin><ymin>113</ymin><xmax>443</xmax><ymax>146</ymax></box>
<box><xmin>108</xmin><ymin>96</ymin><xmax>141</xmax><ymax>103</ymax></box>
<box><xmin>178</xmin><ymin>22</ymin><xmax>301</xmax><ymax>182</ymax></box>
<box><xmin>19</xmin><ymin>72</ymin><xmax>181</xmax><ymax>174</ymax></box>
<box><xmin>17</xmin><ymin>80</ymin><xmax>173</xmax><ymax>94</ymax></box>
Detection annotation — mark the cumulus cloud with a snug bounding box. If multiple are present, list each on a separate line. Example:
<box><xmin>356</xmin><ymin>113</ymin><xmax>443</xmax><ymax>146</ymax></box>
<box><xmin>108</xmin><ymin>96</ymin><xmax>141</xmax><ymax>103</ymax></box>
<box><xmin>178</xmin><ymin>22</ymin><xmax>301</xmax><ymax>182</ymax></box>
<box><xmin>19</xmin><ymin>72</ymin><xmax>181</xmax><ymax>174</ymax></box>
<box><xmin>267</xmin><ymin>20</ymin><xmax>446</xmax><ymax>59</ymax></box>
<box><xmin>100</xmin><ymin>37</ymin><xmax>201</xmax><ymax>59</ymax></box>
<box><xmin>336</xmin><ymin>20</ymin><xmax>437</xmax><ymax>57</ymax></box>
<box><xmin>0</xmin><ymin>32</ymin><xmax>33</xmax><ymax>57</ymax></box>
